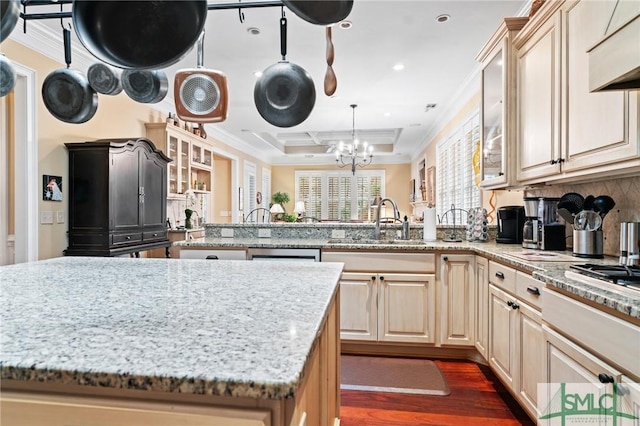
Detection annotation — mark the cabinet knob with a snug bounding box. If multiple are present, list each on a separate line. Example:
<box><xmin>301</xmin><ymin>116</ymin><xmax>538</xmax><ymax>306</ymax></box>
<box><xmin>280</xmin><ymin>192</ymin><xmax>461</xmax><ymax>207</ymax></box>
<box><xmin>598</xmin><ymin>373</ymin><xmax>614</xmax><ymax>384</ymax></box>
<box><xmin>443</xmin><ymin>256</ymin><xmax>448</xmax><ymax>262</ymax></box>
<box><xmin>379</xmin><ymin>276</ymin><xmax>384</xmax><ymax>281</ymax></box>
<box><xmin>511</xmin><ymin>303</ymin><xmax>519</xmax><ymax>310</ymax></box>
<box><xmin>550</xmin><ymin>159</ymin><xmax>558</xmax><ymax>165</ymax></box>
<box><xmin>558</xmin><ymin>158</ymin><xmax>565</xmax><ymax>163</ymax></box>
<box><xmin>371</xmin><ymin>276</ymin><xmax>376</xmax><ymax>281</ymax></box>
<box><xmin>498</xmin><ymin>172</ymin><xmax>504</xmax><ymax>176</ymax></box>
<box><xmin>153</xmin><ymin>233</ymin><xmax>158</xmax><ymax>237</ymax></box>
<box><xmin>495</xmin><ymin>271</ymin><xmax>505</xmax><ymax>279</ymax></box>
<box><xmin>507</xmin><ymin>300</ymin><xmax>513</xmax><ymax>307</ymax></box>
<box><xmin>526</xmin><ymin>286</ymin><xmax>540</xmax><ymax>295</ymax></box>
<box><xmin>126</xmin><ymin>236</ymin><xmax>131</xmax><ymax>240</ymax></box>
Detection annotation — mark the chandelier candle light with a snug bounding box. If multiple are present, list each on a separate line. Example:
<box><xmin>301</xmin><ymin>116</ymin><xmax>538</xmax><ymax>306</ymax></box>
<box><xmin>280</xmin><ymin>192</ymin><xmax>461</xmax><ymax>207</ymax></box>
<box><xmin>336</xmin><ymin>104</ymin><xmax>373</xmax><ymax>175</ymax></box>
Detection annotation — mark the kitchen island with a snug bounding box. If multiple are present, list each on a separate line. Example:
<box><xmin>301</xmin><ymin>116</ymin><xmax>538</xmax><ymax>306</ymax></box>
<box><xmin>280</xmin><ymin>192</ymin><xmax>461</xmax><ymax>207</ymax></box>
<box><xmin>0</xmin><ymin>257</ymin><xmax>343</xmax><ymax>426</ymax></box>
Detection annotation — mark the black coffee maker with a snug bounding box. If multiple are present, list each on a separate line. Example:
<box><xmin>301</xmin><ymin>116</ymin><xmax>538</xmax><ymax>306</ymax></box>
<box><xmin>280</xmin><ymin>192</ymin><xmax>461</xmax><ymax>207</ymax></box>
<box><xmin>496</xmin><ymin>206</ymin><xmax>525</xmax><ymax>244</ymax></box>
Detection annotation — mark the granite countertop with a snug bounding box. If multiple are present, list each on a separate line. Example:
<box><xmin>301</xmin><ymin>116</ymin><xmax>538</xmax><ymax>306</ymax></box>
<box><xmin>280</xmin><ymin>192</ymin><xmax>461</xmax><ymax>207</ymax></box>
<box><xmin>0</xmin><ymin>257</ymin><xmax>343</xmax><ymax>399</ymax></box>
<box><xmin>176</xmin><ymin>237</ymin><xmax>640</xmax><ymax>320</ymax></box>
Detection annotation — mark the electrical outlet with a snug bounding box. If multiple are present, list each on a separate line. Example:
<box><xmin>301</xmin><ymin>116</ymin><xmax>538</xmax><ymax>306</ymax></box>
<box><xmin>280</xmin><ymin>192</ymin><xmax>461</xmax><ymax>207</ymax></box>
<box><xmin>56</xmin><ymin>211</ymin><xmax>65</xmax><ymax>224</ymax></box>
<box><xmin>221</xmin><ymin>228</ymin><xmax>234</xmax><ymax>238</ymax></box>
<box><xmin>220</xmin><ymin>210</ymin><xmax>229</xmax><ymax>217</ymax></box>
<box><xmin>40</xmin><ymin>211</ymin><xmax>53</xmax><ymax>224</ymax></box>
<box><xmin>331</xmin><ymin>229</ymin><xmax>346</xmax><ymax>239</ymax></box>
<box><xmin>258</xmin><ymin>229</ymin><xmax>271</xmax><ymax>238</ymax></box>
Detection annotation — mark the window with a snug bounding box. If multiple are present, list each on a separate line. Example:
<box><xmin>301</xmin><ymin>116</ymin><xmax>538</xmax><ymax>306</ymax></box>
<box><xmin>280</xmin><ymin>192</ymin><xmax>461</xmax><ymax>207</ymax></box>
<box><xmin>244</xmin><ymin>161</ymin><xmax>256</xmax><ymax>214</ymax></box>
<box><xmin>436</xmin><ymin>111</ymin><xmax>481</xmax><ymax>222</ymax></box>
<box><xmin>295</xmin><ymin>170</ymin><xmax>385</xmax><ymax>221</ymax></box>
<box><xmin>261</xmin><ymin>167</ymin><xmax>271</xmax><ymax>208</ymax></box>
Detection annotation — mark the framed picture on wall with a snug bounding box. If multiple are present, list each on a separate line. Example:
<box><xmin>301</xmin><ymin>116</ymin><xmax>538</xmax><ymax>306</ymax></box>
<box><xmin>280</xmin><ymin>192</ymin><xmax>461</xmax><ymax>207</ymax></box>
<box><xmin>43</xmin><ymin>175</ymin><xmax>63</xmax><ymax>201</ymax></box>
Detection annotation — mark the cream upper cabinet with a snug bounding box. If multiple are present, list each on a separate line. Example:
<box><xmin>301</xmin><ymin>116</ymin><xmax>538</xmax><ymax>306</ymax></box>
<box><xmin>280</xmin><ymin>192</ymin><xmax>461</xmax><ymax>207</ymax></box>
<box><xmin>322</xmin><ymin>251</ymin><xmax>436</xmax><ymax>344</ymax></box>
<box><xmin>439</xmin><ymin>254</ymin><xmax>476</xmax><ymax>346</ymax></box>
<box><xmin>514</xmin><ymin>0</ymin><xmax>640</xmax><ymax>185</ymax></box>
<box><xmin>145</xmin><ymin>122</ymin><xmax>213</xmax><ymax>199</ymax></box>
<box><xmin>476</xmin><ymin>17</ymin><xmax>529</xmax><ymax>190</ymax></box>
<box><xmin>474</xmin><ymin>256</ymin><xmax>489</xmax><ymax>360</ymax></box>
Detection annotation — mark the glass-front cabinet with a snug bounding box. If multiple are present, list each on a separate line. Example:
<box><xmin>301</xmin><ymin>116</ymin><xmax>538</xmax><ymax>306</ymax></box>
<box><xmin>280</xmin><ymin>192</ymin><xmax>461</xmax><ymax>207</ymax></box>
<box><xmin>145</xmin><ymin>122</ymin><xmax>213</xmax><ymax>198</ymax></box>
<box><xmin>476</xmin><ymin>17</ymin><xmax>528</xmax><ymax>189</ymax></box>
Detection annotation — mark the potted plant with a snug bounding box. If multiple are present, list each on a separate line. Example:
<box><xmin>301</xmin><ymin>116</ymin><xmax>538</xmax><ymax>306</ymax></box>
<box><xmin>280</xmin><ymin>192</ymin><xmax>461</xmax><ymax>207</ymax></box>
<box><xmin>271</xmin><ymin>192</ymin><xmax>290</xmax><ymax>212</ymax></box>
<box><xmin>184</xmin><ymin>208</ymin><xmax>193</xmax><ymax>229</ymax></box>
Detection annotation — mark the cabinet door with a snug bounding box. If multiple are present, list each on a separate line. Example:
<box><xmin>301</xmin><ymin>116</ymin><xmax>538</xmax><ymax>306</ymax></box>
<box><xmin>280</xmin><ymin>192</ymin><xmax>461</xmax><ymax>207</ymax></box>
<box><xmin>561</xmin><ymin>0</ymin><xmax>637</xmax><ymax>173</ymax></box>
<box><xmin>140</xmin><ymin>148</ymin><xmax>167</xmax><ymax>229</ymax></box>
<box><xmin>517</xmin><ymin>301</ymin><xmax>544</xmax><ymax>420</ymax></box>
<box><xmin>475</xmin><ymin>256</ymin><xmax>489</xmax><ymax>359</ymax></box>
<box><xmin>339</xmin><ymin>272</ymin><xmax>377</xmax><ymax>341</ymax></box>
<box><xmin>111</xmin><ymin>149</ymin><xmax>140</xmax><ymax>232</ymax></box>
<box><xmin>489</xmin><ymin>284</ymin><xmax>517</xmax><ymax>391</ymax></box>
<box><xmin>167</xmin><ymin>133</ymin><xmax>179</xmax><ymax>195</ymax></box>
<box><xmin>439</xmin><ymin>254</ymin><xmax>475</xmax><ymax>346</ymax></box>
<box><xmin>378</xmin><ymin>273</ymin><xmax>435</xmax><ymax>344</ymax></box>
<box><xmin>516</xmin><ymin>10</ymin><xmax>562</xmax><ymax>182</ymax></box>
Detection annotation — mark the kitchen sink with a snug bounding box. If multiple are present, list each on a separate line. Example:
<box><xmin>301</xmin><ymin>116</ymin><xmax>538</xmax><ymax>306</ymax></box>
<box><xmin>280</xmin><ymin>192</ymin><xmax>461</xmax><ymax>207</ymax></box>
<box><xmin>325</xmin><ymin>238</ymin><xmax>426</xmax><ymax>245</ymax></box>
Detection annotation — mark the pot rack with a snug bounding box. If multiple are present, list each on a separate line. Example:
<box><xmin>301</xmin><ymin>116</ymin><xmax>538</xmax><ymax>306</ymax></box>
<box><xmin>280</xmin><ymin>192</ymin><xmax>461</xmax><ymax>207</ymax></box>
<box><xmin>18</xmin><ymin>0</ymin><xmax>285</xmax><ymax>33</ymax></box>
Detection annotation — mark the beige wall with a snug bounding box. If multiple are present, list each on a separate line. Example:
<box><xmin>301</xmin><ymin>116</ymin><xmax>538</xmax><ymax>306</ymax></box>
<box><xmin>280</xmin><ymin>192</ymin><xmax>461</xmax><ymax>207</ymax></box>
<box><xmin>271</xmin><ymin>164</ymin><xmax>412</xmax><ymax>220</ymax></box>
<box><xmin>212</xmin><ymin>155</ymin><xmax>232</xmax><ymax>223</ymax></box>
<box><xmin>3</xmin><ymin>39</ymin><xmax>270</xmax><ymax>259</ymax></box>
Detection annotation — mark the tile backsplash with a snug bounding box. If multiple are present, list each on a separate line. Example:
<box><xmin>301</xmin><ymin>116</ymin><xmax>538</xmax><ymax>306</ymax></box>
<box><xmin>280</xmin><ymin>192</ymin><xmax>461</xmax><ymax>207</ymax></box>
<box><xmin>525</xmin><ymin>176</ymin><xmax>640</xmax><ymax>257</ymax></box>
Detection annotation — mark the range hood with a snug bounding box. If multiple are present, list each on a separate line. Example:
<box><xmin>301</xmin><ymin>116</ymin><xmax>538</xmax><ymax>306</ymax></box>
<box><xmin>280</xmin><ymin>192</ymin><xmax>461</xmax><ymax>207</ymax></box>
<box><xmin>588</xmin><ymin>2</ymin><xmax>640</xmax><ymax>92</ymax></box>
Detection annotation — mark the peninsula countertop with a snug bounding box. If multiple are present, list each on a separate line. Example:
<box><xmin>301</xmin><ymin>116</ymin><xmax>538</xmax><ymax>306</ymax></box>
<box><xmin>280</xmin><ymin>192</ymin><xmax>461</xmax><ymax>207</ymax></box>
<box><xmin>175</xmin><ymin>237</ymin><xmax>640</xmax><ymax>320</ymax></box>
<box><xmin>0</xmin><ymin>257</ymin><xmax>343</xmax><ymax>399</ymax></box>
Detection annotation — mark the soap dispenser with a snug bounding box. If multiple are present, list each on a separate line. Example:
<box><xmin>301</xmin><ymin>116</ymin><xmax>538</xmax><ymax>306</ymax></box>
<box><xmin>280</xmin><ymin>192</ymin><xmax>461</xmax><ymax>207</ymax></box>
<box><xmin>402</xmin><ymin>215</ymin><xmax>410</xmax><ymax>240</ymax></box>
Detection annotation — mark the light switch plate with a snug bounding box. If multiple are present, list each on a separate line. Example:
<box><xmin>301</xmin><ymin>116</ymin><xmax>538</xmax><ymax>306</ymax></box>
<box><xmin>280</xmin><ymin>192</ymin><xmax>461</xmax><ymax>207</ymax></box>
<box><xmin>331</xmin><ymin>229</ymin><xmax>346</xmax><ymax>239</ymax></box>
<box><xmin>40</xmin><ymin>211</ymin><xmax>53</xmax><ymax>224</ymax></box>
<box><xmin>56</xmin><ymin>211</ymin><xmax>65</xmax><ymax>224</ymax></box>
<box><xmin>221</xmin><ymin>228</ymin><xmax>234</xmax><ymax>238</ymax></box>
<box><xmin>258</xmin><ymin>229</ymin><xmax>271</xmax><ymax>238</ymax></box>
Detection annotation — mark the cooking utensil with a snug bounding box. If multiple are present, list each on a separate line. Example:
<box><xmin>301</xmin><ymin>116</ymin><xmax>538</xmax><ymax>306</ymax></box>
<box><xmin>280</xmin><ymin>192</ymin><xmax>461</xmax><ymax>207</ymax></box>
<box><xmin>0</xmin><ymin>0</ymin><xmax>20</xmax><ymax>43</ymax></box>
<box><xmin>283</xmin><ymin>0</ymin><xmax>354</xmax><ymax>25</ymax></box>
<box><xmin>72</xmin><ymin>0</ymin><xmax>207</xmax><ymax>70</ymax></box>
<box><xmin>87</xmin><ymin>62</ymin><xmax>123</xmax><ymax>95</ymax></box>
<box><xmin>559</xmin><ymin>192</ymin><xmax>584</xmax><ymax>213</ymax></box>
<box><xmin>557</xmin><ymin>207</ymin><xmax>575</xmax><ymax>224</ymax></box>
<box><xmin>122</xmin><ymin>69</ymin><xmax>168</xmax><ymax>104</ymax></box>
<box><xmin>583</xmin><ymin>195</ymin><xmax>595</xmax><ymax>211</ymax></box>
<box><xmin>592</xmin><ymin>195</ymin><xmax>616</xmax><ymax>220</ymax></box>
<box><xmin>574</xmin><ymin>210</ymin><xmax>602</xmax><ymax>231</ymax></box>
<box><xmin>324</xmin><ymin>26</ymin><xmax>337</xmax><ymax>96</ymax></box>
<box><xmin>0</xmin><ymin>53</ymin><xmax>16</xmax><ymax>97</ymax></box>
<box><xmin>254</xmin><ymin>15</ymin><xmax>316</xmax><ymax>128</ymax></box>
<box><xmin>174</xmin><ymin>31</ymin><xmax>229</xmax><ymax>123</ymax></box>
<box><xmin>42</xmin><ymin>27</ymin><xmax>98</xmax><ymax>124</ymax></box>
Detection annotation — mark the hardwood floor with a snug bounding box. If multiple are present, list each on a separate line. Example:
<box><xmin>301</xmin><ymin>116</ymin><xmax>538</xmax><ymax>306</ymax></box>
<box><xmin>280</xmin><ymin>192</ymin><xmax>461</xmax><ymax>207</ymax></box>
<box><xmin>340</xmin><ymin>359</ymin><xmax>535</xmax><ymax>426</ymax></box>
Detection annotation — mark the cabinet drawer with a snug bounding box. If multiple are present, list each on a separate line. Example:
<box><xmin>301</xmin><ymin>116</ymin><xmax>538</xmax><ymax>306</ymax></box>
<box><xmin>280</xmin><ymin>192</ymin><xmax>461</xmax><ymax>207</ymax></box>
<box><xmin>322</xmin><ymin>251</ymin><xmax>435</xmax><ymax>273</ymax></box>
<box><xmin>112</xmin><ymin>232</ymin><xmax>143</xmax><ymax>245</ymax></box>
<box><xmin>515</xmin><ymin>271</ymin><xmax>543</xmax><ymax>310</ymax></box>
<box><xmin>143</xmin><ymin>230</ymin><xmax>167</xmax><ymax>241</ymax></box>
<box><xmin>489</xmin><ymin>260</ymin><xmax>516</xmax><ymax>293</ymax></box>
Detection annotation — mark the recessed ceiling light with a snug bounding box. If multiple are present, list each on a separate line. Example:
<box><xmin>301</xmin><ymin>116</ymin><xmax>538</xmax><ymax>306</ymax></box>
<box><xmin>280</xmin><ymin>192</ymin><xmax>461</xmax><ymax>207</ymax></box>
<box><xmin>247</xmin><ymin>27</ymin><xmax>260</xmax><ymax>35</ymax></box>
<box><xmin>409</xmin><ymin>123</ymin><xmax>422</xmax><ymax>127</ymax></box>
<box><xmin>436</xmin><ymin>14</ymin><xmax>450</xmax><ymax>23</ymax></box>
<box><xmin>384</xmin><ymin>112</ymin><xmax>391</xmax><ymax>117</ymax></box>
<box><xmin>253</xmin><ymin>71</ymin><xmax>263</xmax><ymax>77</ymax></box>
<box><xmin>339</xmin><ymin>20</ymin><xmax>352</xmax><ymax>29</ymax></box>
<box><xmin>392</xmin><ymin>63</ymin><xmax>404</xmax><ymax>71</ymax></box>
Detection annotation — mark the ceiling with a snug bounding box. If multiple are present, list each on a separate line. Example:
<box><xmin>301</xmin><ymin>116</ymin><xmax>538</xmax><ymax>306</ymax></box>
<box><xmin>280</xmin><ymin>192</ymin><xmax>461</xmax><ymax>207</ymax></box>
<box><xmin>16</xmin><ymin>0</ymin><xmax>528</xmax><ymax>165</ymax></box>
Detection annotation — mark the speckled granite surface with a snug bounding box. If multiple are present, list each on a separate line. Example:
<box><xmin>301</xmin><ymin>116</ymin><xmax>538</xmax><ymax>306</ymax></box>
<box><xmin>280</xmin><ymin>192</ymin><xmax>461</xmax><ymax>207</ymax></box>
<box><xmin>176</xmin><ymin>236</ymin><xmax>640</xmax><ymax>319</ymax></box>
<box><xmin>0</xmin><ymin>257</ymin><xmax>343</xmax><ymax>399</ymax></box>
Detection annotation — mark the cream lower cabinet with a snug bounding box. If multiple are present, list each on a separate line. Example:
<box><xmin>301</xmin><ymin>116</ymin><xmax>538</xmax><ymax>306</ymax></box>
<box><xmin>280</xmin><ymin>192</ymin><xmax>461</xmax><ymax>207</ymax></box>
<box><xmin>488</xmin><ymin>261</ymin><xmax>545</xmax><ymax>421</ymax></box>
<box><xmin>439</xmin><ymin>254</ymin><xmax>475</xmax><ymax>346</ymax></box>
<box><xmin>474</xmin><ymin>256</ymin><xmax>489</xmax><ymax>359</ymax></box>
<box><xmin>322</xmin><ymin>251</ymin><xmax>436</xmax><ymax>344</ymax></box>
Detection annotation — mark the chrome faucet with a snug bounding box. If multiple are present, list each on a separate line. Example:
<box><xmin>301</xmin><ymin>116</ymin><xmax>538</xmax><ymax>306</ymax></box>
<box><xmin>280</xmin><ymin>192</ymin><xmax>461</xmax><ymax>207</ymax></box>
<box><xmin>374</xmin><ymin>197</ymin><xmax>400</xmax><ymax>240</ymax></box>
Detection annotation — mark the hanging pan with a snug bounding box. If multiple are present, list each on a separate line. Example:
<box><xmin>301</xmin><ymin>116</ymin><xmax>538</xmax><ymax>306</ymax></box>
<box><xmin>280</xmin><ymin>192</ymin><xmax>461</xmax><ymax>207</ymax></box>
<box><xmin>72</xmin><ymin>0</ymin><xmax>208</xmax><ymax>70</ymax></box>
<box><xmin>283</xmin><ymin>0</ymin><xmax>354</xmax><ymax>26</ymax></box>
<box><xmin>1</xmin><ymin>0</ymin><xmax>20</xmax><ymax>43</ymax></box>
<box><xmin>174</xmin><ymin>31</ymin><xmax>229</xmax><ymax>123</ymax></box>
<box><xmin>87</xmin><ymin>62</ymin><xmax>123</xmax><ymax>96</ymax></box>
<box><xmin>254</xmin><ymin>14</ymin><xmax>316</xmax><ymax>128</ymax></box>
<box><xmin>0</xmin><ymin>53</ymin><xmax>16</xmax><ymax>97</ymax></box>
<box><xmin>122</xmin><ymin>69</ymin><xmax>168</xmax><ymax>104</ymax></box>
<box><xmin>42</xmin><ymin>26</ymin><xmax>98</xmax><ymax>124</ymax></box>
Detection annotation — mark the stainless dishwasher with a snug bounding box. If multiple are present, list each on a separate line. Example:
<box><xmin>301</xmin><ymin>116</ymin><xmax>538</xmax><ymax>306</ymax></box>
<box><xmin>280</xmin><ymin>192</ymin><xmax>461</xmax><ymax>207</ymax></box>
<box><xmin>246</xmin><ymin>247</ymin><xmax>320</xmax><ymax>262</ymax></box>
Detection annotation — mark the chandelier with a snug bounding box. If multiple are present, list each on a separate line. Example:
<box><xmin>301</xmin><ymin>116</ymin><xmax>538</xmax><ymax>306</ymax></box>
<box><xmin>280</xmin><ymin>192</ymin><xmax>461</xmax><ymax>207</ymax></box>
<box><xmin>335</xmin><ymin>104</ymin><xmax>373</xmax><ymax>175</ymax></box>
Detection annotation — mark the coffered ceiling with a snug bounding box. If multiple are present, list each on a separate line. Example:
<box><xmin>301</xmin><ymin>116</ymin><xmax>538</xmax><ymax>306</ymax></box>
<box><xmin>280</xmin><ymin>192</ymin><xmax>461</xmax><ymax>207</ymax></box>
<box><xmin>13</xmin><ymin>0</ymin><xmax>528</xmax><ymax>165</ymax></box>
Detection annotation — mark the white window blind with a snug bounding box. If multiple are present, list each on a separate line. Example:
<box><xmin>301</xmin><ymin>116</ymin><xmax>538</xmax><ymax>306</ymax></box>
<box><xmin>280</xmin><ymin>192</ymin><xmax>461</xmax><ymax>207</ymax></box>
<box><xmin>261</xmin><ymin>167</ymin><xmax>271</xmax><ymax>208</ymax></box>
<box><xmin>295</xmin><ymin>170</ymin><xmax>385</xmax><ymax>221</ymax></box>
<box><xmin>244</xmin><ymin>161</ymin><xmax>256</xmax><ymax>213</ymax></box>
<box><xmin>436</xmin><ymin>112</ymin><xmax>481</xmax><ymax>223</ymax></box>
